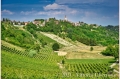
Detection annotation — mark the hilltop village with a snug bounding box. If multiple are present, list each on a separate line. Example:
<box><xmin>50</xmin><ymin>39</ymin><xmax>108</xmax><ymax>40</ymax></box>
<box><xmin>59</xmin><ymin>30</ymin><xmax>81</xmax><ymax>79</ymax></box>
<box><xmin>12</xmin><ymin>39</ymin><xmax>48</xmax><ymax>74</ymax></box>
<box><xmin>2</xmin><ymin>15</ymin><xmax>99</xmax><ymax>28</ymax></box>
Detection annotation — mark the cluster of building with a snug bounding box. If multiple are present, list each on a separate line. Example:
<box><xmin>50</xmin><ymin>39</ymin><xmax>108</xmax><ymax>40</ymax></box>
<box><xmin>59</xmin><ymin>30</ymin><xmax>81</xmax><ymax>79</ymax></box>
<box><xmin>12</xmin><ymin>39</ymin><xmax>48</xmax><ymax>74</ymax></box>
<box><xmin>5</xmin><ymin>15</ymin><xmax>98</xmax><ymax>28</ymax></box>
<box><xmin>12</xmin><ymin>19</ymin><xmax>46</xmax><ymax>27</ymax></box>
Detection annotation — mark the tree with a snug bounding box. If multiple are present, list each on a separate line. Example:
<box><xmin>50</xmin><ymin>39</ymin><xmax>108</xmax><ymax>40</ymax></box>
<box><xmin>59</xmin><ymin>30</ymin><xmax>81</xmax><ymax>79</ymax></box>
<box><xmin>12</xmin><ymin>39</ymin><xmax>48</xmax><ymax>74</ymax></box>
<box><xmin>90</xmin><ymin>47</ymin><xmax>93</xmax><ymax>51</ymax></box>
<box><xmin>1</xmin><ymin>24</ymin><xmax>5</xmax><ymax>31</ymax></box>
<box><xmin>3</xmin><ymin>18</ymin><xmax>5</xmax><ymax>21</ymax></box>
<box><xmin>40</xmin><ymin>38</ymin><xmax>47</xmax><ymax>48</ymax></box>
<box><xmin>113</xmin><ymin>45</ymin><xmax>119</xmax><ymax>59</ymax></box>
<box><xmin>52</xmin><ymin>43</ymin><xmax>60</xmax><ymax>51</ymax></box>
<box><xmin>101</xmin><ymin>45</ymin><xmax>119</xmax><ymax>60</ymax></box>
<box><xmin>29</xmin><ymin>28</ymin><xmax>34</xmax><ymax>34</ymax></box>
<box><xmin>62</xmin><ymin>60</ymin><xmax>65</xmax><ymax>64</ymax></box>
<box><xmin>34</xmin><ymin>44</ymin><xmax>40</xmax><ymax>52</ymax></box>
<box><xmin>16</xmin><ymin>34</ymin><xmax>23</xmax><ymax>43</ymax></box>
<box><xmin>101</xmin><ymin>45</ymin><xmax>114</xmax><ymax>56</ymax></box>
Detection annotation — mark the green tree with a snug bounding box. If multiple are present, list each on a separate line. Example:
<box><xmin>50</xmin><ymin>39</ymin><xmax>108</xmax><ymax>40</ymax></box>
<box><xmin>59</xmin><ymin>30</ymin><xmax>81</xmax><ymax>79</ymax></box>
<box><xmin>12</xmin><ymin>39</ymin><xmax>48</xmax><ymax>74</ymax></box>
<box><xmin>101</xmin><ymin>45</ymin><xmax>114</xmax><ymax>56</ymax></box>
<box><xmin>90</xmin><ymin>46</ymin><xmax>93</xmax><ymax>51</ymax></box>
<box><xmin>101</xmin><ymin>45</ymin><xmax>119</xmax><ymax>60</ymax></box>
<box><xmin>1</xmin><ymin>24</ymin><xmax>5</xmax><ymax>31</ymax></box>
<box><xmin>34</xmin><ymin>44</ymin><xmax>40</xmax><ymax>52</ymax></box>
<box><xmin>16</xmin><ymin>34</ymin><xmax>23</xmax><ymax>43</ymax></box>
<box><xmin>52</xmin><ymin>43</ymin><xmax>60</xmax><ymax>51</ymax></box>
<box><xmin>29</xmin><ymin>28</ymin><xmax>34</xmax><ymax>34</ymax></box>
<box><xmin>62</xmin><ymin>60</ymin><xmax>65</xmax><ymax>64</ymax></box>
<box><xmin>113</xmin><ymin>45</ymin><xmax>119</xmax><ymax>59</ymax></box>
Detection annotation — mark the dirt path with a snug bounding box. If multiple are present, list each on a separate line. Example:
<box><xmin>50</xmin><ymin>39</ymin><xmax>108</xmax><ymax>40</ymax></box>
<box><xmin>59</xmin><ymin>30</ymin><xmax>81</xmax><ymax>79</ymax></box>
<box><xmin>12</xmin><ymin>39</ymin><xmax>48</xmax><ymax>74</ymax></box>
<box><xmin>57</xmin><ymin>63</ymin><xmax>68</xmax><ymax>76</ymax></box>
<box><xmin>110</xmin><ymin>61</ymin><xmax>119</xmax><ymax>74</ymax></box>
<box><xmin>113</xmin><ymin>69</ymin><xmax>119</xmax><ymax>73</ymax></box>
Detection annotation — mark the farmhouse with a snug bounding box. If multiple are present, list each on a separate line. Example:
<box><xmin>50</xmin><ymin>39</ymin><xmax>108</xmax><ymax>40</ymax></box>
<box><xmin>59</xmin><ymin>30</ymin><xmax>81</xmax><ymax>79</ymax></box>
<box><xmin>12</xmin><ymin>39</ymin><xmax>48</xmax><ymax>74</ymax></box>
<box><xmin>55</xmin><ymin>51</ymin><xmax>67</xmax><ymax>56</ymax></box>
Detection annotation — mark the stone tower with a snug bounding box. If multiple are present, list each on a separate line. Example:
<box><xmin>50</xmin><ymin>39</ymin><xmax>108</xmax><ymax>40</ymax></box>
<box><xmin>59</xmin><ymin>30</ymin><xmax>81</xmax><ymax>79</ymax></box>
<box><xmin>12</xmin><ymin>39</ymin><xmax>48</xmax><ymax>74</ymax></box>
<box><xmin>64</xmin><ymin>15</ymin><xmax>67</xmax><ymax>21</ymax></box>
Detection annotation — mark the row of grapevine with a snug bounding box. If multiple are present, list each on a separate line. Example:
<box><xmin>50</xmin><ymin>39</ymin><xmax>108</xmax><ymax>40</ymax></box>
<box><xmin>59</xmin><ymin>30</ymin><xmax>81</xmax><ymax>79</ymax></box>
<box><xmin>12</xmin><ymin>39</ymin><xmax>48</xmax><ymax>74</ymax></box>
<box><xmin>2</xmin><ymin>65</ymin><xmax>62</xmax><ymax>79</ymax></box>
<box><xmin>1</xmin><ymin>45</ymin><xmax>29</xmax><ymax>56</ymax></box>
<box><xmin>65</xmin><ymin>63</ymin><xmax>109</xmax><ymax>74</ymax></box>
<box><xmin>1</xmin><ymin>44</ymin><xmax>65</xmax><ymax>62</ymax></box>
<box><xmin>2</xmin><ymin>64</ymin><xmax>117</xmax><ymax>79</ymax></box>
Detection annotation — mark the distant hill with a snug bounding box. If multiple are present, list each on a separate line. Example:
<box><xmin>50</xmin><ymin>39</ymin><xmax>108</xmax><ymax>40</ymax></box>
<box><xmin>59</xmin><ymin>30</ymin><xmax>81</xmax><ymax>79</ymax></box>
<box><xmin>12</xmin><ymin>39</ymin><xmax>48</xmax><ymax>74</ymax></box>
<box><xmin>35</xmin><ymin>18</ymin><xmax>119</xmax><ymax>46</ymax></box>
<box><xmin>1</xmin><ymin>18</ymin><xmax>119</xmax><ymax>47</ymax></box>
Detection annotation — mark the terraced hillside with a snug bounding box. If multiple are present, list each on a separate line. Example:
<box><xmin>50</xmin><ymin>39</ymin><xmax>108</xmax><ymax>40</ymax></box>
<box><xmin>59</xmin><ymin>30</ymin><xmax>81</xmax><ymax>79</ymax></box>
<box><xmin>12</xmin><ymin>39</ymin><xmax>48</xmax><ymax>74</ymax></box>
<box><xmin>38</xmin><ymin>32</ymin><xmax>113</xmax><ymax>59</ymax></box>
<box><xmin>40</xmin><ymin>32</ymin><xmax>74</xmax><ymax>46</ymax></box>
<box><xmin>1</xmin><ymin>20</ymin><xmax>119</xmax><ymax>79</ymax></box>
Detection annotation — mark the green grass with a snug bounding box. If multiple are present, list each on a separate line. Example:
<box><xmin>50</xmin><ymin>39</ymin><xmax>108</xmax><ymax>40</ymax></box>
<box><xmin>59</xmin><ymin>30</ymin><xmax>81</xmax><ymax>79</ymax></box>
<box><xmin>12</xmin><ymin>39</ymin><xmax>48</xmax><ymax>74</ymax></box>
<box><xmin>37</xmin><ymin>32</ymin><xmax>56</xmax><ymax>44</ymax></box>
<box><xmin>65</xmin><ymin>59</ymin><xmax>115</xmax><ymax>64</ymax></box>
<box><xmin>1</xmin><ymin>40</ymin><xmax>25</xmax><ymax>51</ymax></box>
<box><xmin>2</xmin><ymin>28</ymin><xmax>35</xmax><ymax>48</ymax></box>
<box><xmin>36</xmin><ymin>32</ymin><xmax>64</xmax><ymax>48</ymax></box>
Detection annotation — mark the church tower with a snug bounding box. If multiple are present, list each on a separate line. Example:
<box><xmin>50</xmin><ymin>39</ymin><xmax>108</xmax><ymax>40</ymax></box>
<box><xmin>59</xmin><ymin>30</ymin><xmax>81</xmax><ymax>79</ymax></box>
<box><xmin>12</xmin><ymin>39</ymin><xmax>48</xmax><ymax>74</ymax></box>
<box><xmin>64</xmin><ymin>15</ymin><xmax>67</xmax><ymax>21</ymax></box>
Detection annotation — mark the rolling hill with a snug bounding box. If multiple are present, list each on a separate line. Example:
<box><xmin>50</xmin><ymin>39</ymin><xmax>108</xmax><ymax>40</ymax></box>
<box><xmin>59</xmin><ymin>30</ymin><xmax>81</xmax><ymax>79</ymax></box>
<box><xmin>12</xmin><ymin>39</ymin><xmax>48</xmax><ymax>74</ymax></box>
<box><xmin>1</xmin><ymin>19</ymin><xmax>119</xmax><ymax>79</ymax></box>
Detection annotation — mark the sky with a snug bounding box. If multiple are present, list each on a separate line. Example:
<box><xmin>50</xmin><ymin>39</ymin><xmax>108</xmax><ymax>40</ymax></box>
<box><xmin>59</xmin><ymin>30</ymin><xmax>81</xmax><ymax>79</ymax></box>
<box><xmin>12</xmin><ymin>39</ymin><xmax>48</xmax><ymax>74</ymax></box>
<box><xmin>1</xmin><ymin>0</ymin><xmax>119</xmax><ymax>26</ymax></box>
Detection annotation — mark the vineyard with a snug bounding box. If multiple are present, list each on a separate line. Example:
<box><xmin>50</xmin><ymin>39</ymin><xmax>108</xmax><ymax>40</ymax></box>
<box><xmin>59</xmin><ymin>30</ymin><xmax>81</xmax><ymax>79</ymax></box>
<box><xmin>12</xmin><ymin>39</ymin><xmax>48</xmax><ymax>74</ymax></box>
<box><xmin>1</xmin><ymin>44</ymin><xmax>65</xmax><ymax>62</ymax></box>
<box><xmin>1</xmin><ymin>14</ymin><xmax>119</xmax><ymax>79</ymax></box>
<box><xmin>65</xmin><ymin>63</ymin><xmax>109</xmax><ymax>73</ymax></box>
<box><xmin>2</xmin><ymin>49</ymin><xmax>118</xmax><ymax>79</ymax></box>
<box><xmin>2</xmin><ymin>50</ymin><xmax>62</xmax><ymax>79</ymax></box>
<box><xmin>1</xmin><ymin>34</ymin><xmax>119</xmax><ymax>79</ymax></box>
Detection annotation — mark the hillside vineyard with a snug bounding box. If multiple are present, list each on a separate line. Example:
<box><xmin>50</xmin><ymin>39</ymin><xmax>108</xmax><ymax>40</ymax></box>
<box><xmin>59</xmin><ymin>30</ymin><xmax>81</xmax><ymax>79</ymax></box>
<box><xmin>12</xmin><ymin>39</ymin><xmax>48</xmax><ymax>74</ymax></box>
<box><xmin>1</xmin><ymin>18</ymin><xmax>119</xmax><ymax>79</ymax></box>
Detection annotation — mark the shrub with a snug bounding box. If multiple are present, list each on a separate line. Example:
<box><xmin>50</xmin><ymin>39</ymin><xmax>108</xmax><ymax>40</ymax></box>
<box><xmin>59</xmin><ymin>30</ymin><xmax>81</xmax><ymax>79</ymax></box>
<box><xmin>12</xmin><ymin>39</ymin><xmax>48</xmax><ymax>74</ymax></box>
<box><xmin>101</xmin><ymin>45</ymin><xmax>119</xmax><ymax>59</ymax></box>
<box><xmin>90</xmin><ymin>47</ymin><xmax>93</xmax><ymax>51</ymax></box>
<box><xmin>52</xmin><ymin>43</ymin><xmax>60</xmax><ymax>51</ymax></box>
<box><xmin>29</xmin><ymin>49</ymin><xmax>37</xmax><ymax>57</ymax></box>
<box><xmin>62</xmin><ymin>60</ymin><xmax>65</xmax><ymax>64</ymax></box>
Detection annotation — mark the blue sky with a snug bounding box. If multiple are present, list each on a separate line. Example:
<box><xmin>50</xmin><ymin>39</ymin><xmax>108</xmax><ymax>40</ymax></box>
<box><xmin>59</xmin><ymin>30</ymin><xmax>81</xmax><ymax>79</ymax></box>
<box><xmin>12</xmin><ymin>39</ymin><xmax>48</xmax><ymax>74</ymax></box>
<box><xmin>1</xmin><ymin>0</ymin><xmax>119</xmax><ymax>26</ymax></box>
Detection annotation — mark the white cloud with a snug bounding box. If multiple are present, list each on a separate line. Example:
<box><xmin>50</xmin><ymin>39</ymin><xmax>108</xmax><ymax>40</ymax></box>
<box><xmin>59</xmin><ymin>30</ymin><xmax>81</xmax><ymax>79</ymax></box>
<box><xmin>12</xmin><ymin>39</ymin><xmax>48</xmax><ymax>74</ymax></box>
<box><xmin>20</xmin><ymin>10</ymin><xmax>36</xmax><ymax>15</ymax></box>
<box><xmin>1</xmin><ymin>9</ymin><xmax>14</xmax><ymax>15</ymax></box>
<box><xmin>20</xmin><ymin>3</ymin><xmax>78</xmax><ymax>16</ymax></box>
<box><xmin>43</xmin><ymin>3</ymin><xmax>67</xmax><ymax>10</ymax></box>
<box><xmin>37</xmin><ymin>11</ymin><xmax>64</xmax><ymax>15</ymax></box>
<box><xmin>43</xmin><ymin>3</ymin><xmax>78</xmax><ymax>15</ymax></box>
<box><xmin>36</xmin><ymin>10</ymin><xmax>77</xmax><ymax>16</ymax></box>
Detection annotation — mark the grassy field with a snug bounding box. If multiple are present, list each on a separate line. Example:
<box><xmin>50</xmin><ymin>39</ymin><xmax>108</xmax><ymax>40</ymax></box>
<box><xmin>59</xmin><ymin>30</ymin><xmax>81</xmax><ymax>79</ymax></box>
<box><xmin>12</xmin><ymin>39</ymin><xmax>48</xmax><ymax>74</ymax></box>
<box><xmin>65</xmin><ymin>59</ymin><xmax>115</xmax><ymax>64</ymax></box>
<box><xmin>66</xmin><ymin>52</ymin><xmax>114</xmax><ymax>59</ymax></box>
<box><xmin>37</xmin><ymin>32</ymin><xmax>57</xmax><ymax>44</ymax></box>
<box><xmin>1</xmin><ymin>40</ymin><xmax>25</xmax><ymax>51</ymax></box>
